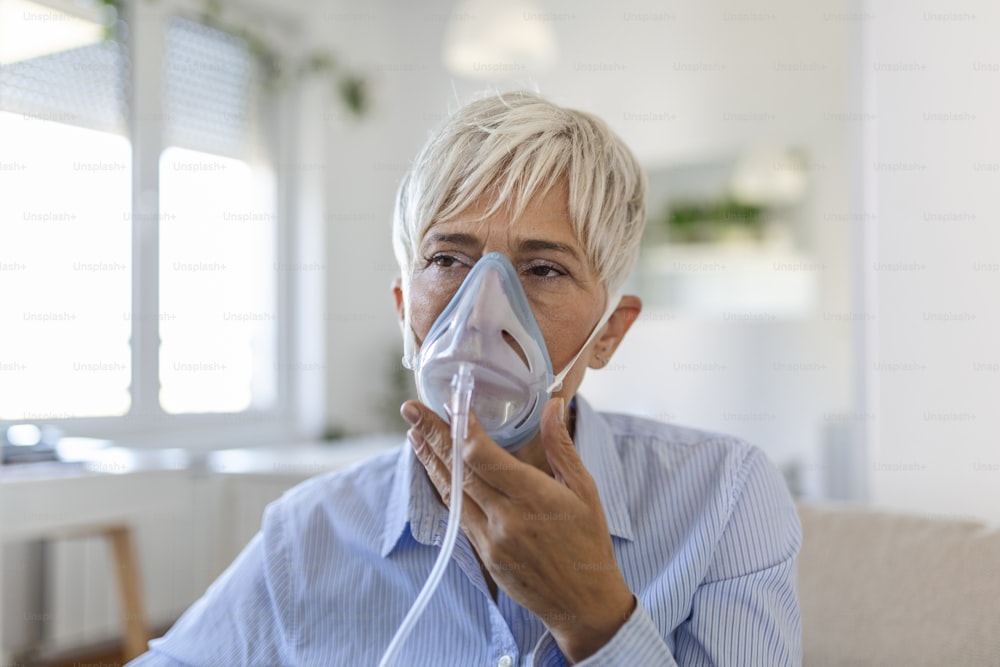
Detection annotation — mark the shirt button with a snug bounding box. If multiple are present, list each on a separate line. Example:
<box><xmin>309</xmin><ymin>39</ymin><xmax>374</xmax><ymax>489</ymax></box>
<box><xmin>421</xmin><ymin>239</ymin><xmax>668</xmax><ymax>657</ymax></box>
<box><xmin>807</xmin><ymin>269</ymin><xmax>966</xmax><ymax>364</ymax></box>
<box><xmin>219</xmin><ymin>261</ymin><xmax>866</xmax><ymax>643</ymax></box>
<box><xmin>497</xmin><ymin>656</ymin><xmax>513</xmax><ymax>667</ymax></box>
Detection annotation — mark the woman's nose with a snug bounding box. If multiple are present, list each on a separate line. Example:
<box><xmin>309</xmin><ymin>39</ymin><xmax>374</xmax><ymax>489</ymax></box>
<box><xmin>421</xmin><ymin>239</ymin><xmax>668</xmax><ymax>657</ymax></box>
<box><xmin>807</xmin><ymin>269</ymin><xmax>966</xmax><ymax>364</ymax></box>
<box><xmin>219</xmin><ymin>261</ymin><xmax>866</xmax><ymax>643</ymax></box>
<box><xmin>464</xmin><ymin>265</ymin><xmax>507</xmax><ymax>331</ymax></box>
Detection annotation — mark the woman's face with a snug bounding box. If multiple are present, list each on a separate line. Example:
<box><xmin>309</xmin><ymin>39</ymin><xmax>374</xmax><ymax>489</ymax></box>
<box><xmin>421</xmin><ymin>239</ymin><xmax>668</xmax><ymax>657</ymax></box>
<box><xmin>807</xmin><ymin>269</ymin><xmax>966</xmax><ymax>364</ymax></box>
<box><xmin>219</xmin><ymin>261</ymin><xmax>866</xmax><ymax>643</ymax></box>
<box><xmin>400</xmin><ymin>179</ymin><xmax>608</xmax><ymax>403</ymax></box>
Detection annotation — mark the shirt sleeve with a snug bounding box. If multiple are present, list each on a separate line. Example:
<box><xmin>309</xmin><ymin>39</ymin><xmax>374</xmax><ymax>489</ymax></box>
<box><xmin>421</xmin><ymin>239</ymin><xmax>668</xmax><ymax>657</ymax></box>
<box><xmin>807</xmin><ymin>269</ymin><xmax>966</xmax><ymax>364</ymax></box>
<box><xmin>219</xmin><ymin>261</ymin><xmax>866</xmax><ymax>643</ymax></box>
<box><xmin>125</xmin><ymin>502</ymin><xmax>295</xmax><ymax>667</ymax></box>
<box><xmin>673</xmin><ymin>446</ymin><xmax>802</xmax><ymax>666</ymax></box>
<box><xmin>530</xmin><ymin>597</ymin><xmax>680</xmax><ymax>666</ymax></box>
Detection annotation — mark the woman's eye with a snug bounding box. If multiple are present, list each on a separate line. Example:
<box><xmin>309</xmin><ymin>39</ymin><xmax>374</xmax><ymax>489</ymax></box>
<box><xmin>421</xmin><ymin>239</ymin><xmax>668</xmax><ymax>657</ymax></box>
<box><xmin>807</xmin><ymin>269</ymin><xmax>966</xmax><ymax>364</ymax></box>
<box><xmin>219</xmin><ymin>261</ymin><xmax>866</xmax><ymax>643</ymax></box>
<box><xmin>525</xmin><ymin>263</ymin><xmax>565</xmax><ymax>279</ymax></box>
<box><xmin>427</xmin><ymin>254</ymin><xmax>462</xmax><ymax>268</ymax></box>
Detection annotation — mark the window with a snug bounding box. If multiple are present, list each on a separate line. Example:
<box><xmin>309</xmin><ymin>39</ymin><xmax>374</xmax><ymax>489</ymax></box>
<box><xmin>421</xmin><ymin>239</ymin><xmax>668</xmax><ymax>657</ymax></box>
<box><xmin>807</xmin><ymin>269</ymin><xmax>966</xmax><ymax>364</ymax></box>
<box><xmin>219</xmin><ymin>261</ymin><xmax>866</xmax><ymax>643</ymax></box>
<box><xmin>158</xmin><ymin>146</ymin><xmax>277</xmax><ymax>414</ymax></box>
<box><xmin>158</xmin><ymin>17</ymin><xmax>278</xmax><ymax>415</ymax></box>
<box><xmin>0</xmin><ymin>112</ymin><xmax>132</xmax><ymax>419</ymax></box>
<box><xmin>0</xmin><ymin>1</ymin><xmax>300</xmax><ymax>445</ymax></box>
<box><xmin>0</xmin><ymin>1</ymin><xmax>132</xmax><ymax>421</ymax></box>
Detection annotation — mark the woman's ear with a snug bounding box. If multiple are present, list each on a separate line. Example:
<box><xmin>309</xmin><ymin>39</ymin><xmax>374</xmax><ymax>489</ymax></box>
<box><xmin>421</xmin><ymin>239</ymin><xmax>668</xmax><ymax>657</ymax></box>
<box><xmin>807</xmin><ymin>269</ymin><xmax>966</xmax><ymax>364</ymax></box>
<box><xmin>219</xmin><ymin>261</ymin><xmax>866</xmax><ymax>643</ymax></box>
<box><xmin>588</xmin><ymin>295</ymin><xmax>642</xmax><ymax>368</ymax></box>
<box><xmin>391</xmin><ymin>276</ymin><xmax>405</xmax><ymax>325</ymax></box>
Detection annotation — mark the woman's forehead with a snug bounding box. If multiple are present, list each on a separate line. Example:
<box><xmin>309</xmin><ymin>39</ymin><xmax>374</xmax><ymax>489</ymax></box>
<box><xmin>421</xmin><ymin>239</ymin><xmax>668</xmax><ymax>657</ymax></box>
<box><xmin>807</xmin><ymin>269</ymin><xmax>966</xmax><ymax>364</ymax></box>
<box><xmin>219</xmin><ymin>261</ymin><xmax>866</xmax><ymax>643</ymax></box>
<box><xmin>423</xmin><ymin>182</ymin><xmax>579</xmax><ymax>248</ymax></box>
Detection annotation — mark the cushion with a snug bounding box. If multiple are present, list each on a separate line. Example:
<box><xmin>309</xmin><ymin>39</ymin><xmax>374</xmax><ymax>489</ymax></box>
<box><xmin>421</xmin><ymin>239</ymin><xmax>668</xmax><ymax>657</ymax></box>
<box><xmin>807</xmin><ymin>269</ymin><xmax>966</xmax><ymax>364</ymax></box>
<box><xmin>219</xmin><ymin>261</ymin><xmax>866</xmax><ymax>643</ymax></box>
<box><xmin>797</xmin><ymin>502</ymin><xmax>1000</xmax><ymax>666</ymax></box>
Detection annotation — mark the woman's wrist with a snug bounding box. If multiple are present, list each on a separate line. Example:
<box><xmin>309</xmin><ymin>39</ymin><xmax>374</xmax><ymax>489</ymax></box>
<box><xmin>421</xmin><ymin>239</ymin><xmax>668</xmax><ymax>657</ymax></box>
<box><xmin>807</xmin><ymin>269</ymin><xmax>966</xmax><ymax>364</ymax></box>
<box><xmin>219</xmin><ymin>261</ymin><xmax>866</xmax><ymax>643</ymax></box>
<box><xmin>553</xmin><ymin>588</ymin><xmax>637</xmax><ymax>663</ymax></box>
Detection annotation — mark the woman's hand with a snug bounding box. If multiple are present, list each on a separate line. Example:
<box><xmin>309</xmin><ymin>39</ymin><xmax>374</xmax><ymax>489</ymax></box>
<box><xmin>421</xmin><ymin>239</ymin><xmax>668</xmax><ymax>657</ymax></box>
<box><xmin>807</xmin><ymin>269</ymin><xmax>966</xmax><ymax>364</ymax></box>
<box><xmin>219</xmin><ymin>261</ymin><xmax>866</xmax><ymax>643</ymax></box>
<box><xmin>403</xmin><ymin>397</ymin><xmax>636</xmax><ymax>663</ymax></box>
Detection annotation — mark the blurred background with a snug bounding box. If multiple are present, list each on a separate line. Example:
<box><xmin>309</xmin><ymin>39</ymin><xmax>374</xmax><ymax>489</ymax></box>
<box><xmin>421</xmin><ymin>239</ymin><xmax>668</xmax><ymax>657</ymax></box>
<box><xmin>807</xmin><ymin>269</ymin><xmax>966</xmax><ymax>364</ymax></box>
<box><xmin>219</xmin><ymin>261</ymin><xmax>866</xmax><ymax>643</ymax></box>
<box><xmin>1</xmin><ymin>0</ymin><xmax>998</xmax><ymax>663</ymax></box>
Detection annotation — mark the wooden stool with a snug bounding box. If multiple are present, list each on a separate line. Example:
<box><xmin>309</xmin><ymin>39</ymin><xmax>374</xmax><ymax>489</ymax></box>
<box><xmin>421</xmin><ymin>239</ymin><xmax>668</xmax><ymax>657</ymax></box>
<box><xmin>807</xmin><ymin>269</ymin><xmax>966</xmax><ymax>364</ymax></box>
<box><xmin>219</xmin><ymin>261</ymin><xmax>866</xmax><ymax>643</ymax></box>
<box><xmin>101</xmin><ymin>525</ymin><xmax>150</xmax><ymax>660</ymax></box>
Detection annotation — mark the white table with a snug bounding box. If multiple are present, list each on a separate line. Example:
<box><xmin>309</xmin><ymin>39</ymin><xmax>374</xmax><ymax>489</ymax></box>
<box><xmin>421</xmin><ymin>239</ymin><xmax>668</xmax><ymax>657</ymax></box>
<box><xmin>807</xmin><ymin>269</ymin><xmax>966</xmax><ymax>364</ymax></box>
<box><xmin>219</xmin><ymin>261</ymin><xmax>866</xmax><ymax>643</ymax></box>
<box><xmin>0</xmin><ymin>439</ymin><xmax>400</xmax><ymax>661</ymax></box>
<box><xmin>1</xmin><ymin>453</ymin><xmax>191</xmax><ymax>661</ymax></box>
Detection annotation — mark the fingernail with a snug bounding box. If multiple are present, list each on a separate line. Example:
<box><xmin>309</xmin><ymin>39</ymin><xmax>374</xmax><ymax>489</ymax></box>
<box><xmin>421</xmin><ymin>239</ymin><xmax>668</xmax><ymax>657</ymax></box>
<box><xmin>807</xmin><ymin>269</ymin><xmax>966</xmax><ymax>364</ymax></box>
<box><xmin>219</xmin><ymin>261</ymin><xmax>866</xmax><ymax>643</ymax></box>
<box><xmin>401</xmin><ymin>403</ymin><xmax>421</xmax><ymax>427</ymax></box>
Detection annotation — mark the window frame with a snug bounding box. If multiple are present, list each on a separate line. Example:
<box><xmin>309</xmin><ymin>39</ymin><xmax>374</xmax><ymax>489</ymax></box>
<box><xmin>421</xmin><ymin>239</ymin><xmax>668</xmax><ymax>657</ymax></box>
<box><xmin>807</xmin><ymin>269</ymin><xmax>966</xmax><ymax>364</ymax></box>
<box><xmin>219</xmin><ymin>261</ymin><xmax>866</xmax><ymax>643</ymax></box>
<box><xmin>3</xmin><ymin>0</ymin><xmax>323</xmax><ymax>450</ymax></box>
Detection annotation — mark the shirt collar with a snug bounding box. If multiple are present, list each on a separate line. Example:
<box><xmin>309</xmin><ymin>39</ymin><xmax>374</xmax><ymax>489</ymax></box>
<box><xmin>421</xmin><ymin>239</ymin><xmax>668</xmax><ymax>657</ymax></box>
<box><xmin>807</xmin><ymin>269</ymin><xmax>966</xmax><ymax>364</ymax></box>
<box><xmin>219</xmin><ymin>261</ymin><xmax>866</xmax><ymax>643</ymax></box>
<box><xmin>380</xmin><ymin>394</ymin><xmax>635</xmax><ymax>557</ymax></box>
<box><xmin>380</xmin><ymin>437</ymin><xmax>441</xmax><ymax>557</ymax></box>
<box><xmin>573</xmin><ymin>395</ymin><xmax>635</xmax><ymax>542</ymax></box>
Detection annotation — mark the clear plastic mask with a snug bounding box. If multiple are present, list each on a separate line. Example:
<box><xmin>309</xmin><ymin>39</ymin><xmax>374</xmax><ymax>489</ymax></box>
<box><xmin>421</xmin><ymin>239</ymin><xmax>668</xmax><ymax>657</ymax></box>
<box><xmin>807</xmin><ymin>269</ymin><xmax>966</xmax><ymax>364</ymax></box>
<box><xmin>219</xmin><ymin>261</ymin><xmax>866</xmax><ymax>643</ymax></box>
<box><xmin>404</xmin><ymin>251</ymin><xmax>621</xmax><ymax>452</ymax></box>
<box><xmin>412</xmin><ymin>252</ymin><xmax>552</xmax><ymax>451</ymax></box>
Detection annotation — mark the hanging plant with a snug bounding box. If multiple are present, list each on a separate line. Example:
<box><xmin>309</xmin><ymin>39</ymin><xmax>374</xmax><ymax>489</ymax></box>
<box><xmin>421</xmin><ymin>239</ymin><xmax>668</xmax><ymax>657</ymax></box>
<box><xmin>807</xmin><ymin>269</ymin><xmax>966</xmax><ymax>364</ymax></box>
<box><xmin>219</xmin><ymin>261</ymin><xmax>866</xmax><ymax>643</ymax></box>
<box><xmin>97</xmin><ymin>0</ymin><xmax>369</xmax><ymax>116</ymax></box>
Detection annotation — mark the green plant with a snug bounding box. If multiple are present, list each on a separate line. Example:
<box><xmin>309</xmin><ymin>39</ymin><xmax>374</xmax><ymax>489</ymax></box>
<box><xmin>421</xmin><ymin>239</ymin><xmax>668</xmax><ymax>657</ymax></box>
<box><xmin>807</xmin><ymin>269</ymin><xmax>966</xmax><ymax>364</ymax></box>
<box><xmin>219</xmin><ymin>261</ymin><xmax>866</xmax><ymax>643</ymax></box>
<box><xmin>664</xmin><ymin>197</ymin><xmax>764</xmax><ymax>243</ymax></box>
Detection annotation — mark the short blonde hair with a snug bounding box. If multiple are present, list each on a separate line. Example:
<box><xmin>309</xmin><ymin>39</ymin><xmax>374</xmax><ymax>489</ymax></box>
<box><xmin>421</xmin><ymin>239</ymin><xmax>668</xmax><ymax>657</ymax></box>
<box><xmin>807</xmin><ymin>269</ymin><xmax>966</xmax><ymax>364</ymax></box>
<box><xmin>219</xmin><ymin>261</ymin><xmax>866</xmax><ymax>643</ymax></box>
<box><xmin>392</xmin><ymin>90</ymin><xmax>647</xmax><ymax>297</ymax></box>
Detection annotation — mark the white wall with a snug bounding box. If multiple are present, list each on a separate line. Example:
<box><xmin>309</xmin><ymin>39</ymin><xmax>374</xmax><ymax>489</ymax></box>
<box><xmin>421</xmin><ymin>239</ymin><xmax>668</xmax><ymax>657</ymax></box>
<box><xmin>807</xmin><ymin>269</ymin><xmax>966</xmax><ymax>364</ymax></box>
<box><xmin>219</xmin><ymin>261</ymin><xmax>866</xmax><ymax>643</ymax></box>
<box><xmin>863</xmin><ymin>0</ymin><xmax>1000</xmax><ymax>522</ymax></box>
<box><xmin>288</xmin><ymin>0</ymin><xmax>1000</xmax><ymax>516</ymax></box>
<box><xmin>313</xmin><ymin>3</ymin><xmax>449</xmax><ymax>436</ymax></box>
<box><xmin>308</xmin><ymin>0</ymin><xmax>860</xmax><ymax>497</ymax></box>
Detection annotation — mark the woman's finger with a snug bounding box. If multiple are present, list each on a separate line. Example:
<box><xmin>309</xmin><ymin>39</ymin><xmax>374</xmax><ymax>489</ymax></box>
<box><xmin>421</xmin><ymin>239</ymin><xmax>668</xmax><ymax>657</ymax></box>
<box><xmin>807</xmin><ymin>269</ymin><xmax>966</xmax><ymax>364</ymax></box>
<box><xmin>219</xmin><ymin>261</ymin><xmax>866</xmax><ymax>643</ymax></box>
<box><xmin>539</xmin><ymin>398</ymin><xmax>597</xmax><ymax>499</ymax></box>
<box><xmin>409</xmin><ymin>427</ymin><xmax>490</xmax><ymax>532</ymax></box>
<box><xmin>403</xmin><ymin>401</ymin><xmax>504</xmax><ymax>514</ymax></box>
<box><xmin>459</xmin><ymin>411</ymin><xmax>548</xmax><ymax>501</ymax></box>
<box><xmin>402</xmin><ymin>401</ymin><xmax>452</xmax><ymax>464</ymax></box>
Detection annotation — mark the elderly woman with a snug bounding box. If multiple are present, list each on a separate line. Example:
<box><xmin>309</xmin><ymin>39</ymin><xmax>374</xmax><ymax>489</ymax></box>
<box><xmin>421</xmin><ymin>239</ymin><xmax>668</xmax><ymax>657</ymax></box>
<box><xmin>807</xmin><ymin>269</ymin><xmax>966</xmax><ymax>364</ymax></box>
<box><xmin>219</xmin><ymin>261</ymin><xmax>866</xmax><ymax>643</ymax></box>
<box><xmin>131</xmin><ymin>92</ymin><xmax>801</xmax><ymax>666</ymax></box>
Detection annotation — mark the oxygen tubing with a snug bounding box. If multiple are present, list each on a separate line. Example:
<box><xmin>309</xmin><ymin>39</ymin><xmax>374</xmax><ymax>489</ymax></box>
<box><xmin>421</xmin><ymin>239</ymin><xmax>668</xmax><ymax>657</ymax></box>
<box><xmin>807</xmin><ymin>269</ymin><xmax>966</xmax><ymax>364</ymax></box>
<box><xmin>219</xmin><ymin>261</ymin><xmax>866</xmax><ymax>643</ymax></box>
<box><xmin>379</xmin><ymin>363</ymin><xmax>474</xmax><ymax>667</ymax></box>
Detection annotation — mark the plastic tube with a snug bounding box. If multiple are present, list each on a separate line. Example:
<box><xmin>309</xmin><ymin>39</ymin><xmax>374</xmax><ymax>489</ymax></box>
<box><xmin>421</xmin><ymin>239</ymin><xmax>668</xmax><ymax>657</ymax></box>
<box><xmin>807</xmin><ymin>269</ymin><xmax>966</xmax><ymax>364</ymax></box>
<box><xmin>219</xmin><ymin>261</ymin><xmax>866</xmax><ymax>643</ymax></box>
<box><xmin>379</xmin><ymin>363</ymin><xmax>474</xmax><ymax>667</ymax></box>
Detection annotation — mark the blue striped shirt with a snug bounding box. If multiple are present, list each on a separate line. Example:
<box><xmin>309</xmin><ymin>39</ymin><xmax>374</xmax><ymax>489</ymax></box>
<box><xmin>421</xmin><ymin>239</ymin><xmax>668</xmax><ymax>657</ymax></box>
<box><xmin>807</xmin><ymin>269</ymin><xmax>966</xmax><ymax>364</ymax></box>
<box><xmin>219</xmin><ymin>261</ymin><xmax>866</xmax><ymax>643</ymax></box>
<box><xmin>129</xmin><ymin>396</ymin><xmax>801</xmax><ymax>666</ymax></box>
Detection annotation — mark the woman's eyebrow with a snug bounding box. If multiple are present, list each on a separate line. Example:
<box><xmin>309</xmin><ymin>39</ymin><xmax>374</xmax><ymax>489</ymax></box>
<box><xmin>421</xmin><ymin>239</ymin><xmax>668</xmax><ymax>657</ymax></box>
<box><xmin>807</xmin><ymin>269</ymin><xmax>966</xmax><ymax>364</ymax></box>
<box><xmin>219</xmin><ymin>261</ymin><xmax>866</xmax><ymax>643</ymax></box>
<box><xmin>518</xmin><ymin>239</ymin><xmax>582</xmax><ymax>263</ymax></box>
<box><xmin>423</xmin><ymin>232</ymin><xmax>479</xmax><ymax>248</ymax></box>
<box><xmin>422</xmin><ymin>233</ymin><xmax>582</xmax><ymax>263</ymax></box>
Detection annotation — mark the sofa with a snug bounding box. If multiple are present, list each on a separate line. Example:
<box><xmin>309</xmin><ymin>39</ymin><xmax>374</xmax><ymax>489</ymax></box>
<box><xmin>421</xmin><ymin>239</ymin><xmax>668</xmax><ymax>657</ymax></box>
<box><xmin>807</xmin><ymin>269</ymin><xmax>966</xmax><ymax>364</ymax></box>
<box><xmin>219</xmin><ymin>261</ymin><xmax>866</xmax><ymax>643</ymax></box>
<box><xmin>797</xmin><ymin>503</ymin><xmax>1000</xmax><ymax>666</ymax></box>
